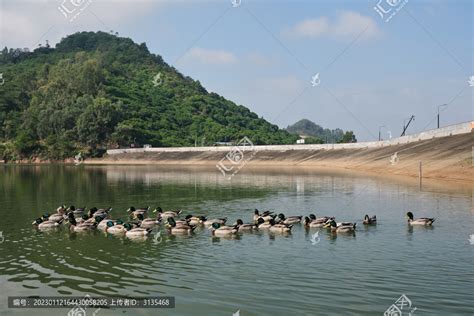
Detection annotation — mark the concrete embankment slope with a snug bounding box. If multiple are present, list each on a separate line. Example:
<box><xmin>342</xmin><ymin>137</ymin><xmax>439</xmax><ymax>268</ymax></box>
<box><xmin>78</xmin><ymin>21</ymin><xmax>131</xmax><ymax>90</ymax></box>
<box><xmin>94</xmin><ymin>123</ymin><xmax>474</xmax><ymax>182</ymax></box>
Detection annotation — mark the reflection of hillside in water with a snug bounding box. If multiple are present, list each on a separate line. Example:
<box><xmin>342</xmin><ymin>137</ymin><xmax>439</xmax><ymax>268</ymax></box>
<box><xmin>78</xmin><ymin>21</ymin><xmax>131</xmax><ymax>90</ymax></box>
<box><xmin>102</xmin><ymin>165</ymin><xmax>377</xmax><ymax>194</ymax></box>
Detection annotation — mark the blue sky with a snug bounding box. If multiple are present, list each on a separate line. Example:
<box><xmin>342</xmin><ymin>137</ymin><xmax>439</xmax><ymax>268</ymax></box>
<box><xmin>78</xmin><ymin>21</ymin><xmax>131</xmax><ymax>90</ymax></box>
<box><xmin>1</xmin><ymin>0</ymin><xmax>472</xmax><ymax>141</ymax></box>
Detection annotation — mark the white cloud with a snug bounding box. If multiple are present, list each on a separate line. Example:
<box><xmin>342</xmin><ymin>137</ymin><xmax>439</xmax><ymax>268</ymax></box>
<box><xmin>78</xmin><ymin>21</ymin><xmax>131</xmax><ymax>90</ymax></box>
<box><xmin>182</xmin><ymin>47</ymin><xmax>237</xmax><ymax>65</ymax></box>
<box><xmin>283</xmin><ymin>11</ymin><xmax>381</xmax><ymax>40</ymax></box>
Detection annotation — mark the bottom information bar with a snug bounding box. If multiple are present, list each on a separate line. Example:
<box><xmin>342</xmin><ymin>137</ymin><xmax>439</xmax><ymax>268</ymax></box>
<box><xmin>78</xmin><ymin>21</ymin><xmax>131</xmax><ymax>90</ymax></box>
<box><xmin>8</xmin><ymin>296</ymin><xmax>175</xmax><ymax>308</ymax></box>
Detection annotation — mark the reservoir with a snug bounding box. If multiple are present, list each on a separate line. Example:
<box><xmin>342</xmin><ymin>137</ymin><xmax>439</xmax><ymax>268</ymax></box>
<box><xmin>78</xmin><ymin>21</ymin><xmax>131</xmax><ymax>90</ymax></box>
<box><xmin>0</xmin><ymin>165</ymin><xmax>472</xmax><ymax>315</ymax></box>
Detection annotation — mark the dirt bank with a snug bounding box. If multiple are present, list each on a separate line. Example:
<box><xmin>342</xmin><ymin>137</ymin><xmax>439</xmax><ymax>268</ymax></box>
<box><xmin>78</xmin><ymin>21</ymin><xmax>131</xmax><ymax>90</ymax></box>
<box><xmin>87</xmin><ymin>132</ymin><xmax>473</xmax><ymax>183</ymax></box>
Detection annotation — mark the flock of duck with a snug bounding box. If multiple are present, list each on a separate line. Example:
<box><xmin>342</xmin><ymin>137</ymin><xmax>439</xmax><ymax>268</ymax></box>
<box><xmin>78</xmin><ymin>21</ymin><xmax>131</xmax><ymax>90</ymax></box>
<box><xmin>32</xmin><ymin>206</ymin><xmax>435</xmax><ymax>239</ymax></box>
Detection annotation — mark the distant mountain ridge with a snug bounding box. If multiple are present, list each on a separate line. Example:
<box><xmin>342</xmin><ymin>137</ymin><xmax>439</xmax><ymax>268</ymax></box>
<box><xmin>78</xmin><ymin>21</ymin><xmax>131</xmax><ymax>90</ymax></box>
<box><xmin>286</xmin><ymin>119</ymin><xmax>347</xmax><ymax>143</ymax></box>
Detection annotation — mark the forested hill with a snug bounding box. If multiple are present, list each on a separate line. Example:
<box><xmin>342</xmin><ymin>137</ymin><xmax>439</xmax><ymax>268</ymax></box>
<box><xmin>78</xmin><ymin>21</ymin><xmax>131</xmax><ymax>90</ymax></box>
<box><xmin>0</xmin><ymin>31</ymin><xmax>297</xmax><ymax>160</ymax></box>
<box><xmin>286</xmin><ymin>119</ymin><xmax>356</xmax><ymax>143</ymax></box>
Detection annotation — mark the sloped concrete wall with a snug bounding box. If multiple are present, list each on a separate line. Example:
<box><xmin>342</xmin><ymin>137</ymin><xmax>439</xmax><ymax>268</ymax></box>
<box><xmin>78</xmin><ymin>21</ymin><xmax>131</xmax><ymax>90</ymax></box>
<box><xmin>107</xmin><ymin>121</ymin><xmax>473</xmax><ymax>155</ymax></box>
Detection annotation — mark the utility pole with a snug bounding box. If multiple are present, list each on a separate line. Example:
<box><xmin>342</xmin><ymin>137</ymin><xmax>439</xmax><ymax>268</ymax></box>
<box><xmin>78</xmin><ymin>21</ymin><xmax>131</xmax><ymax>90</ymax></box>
<box><xmin>401</xmin><ymin>115</ymin><xmax>415</xmax><ymax>137</ymax></box>
<box><xmin>378</xmin><ymin>125</ymin><xmax>386</xmax><ymax>141</ymax></box>
<box><xmin>437</xmin><ymin>104</ymin><xmax>447</xmax><ymax>128</ymax></box>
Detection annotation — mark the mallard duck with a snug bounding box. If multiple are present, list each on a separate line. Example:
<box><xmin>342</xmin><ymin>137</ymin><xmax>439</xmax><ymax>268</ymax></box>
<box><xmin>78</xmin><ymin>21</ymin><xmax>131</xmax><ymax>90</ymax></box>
<box><xmin>127</xmin><ymin>206</ymin><xmax>149</xmax><ymax>219</ymax></box>
<box><xmin>166</xmin><ymin>217</ymin><xmax>195</xmax><ymax>235</ymax></box>
<box><xmin>269</xmin><ymin>219</ymin><xmax>292</xmax><ymax>233</ymax></box>
<box><xmin>209</xmin><ymin>222</ymin><xmax>238</xmax><ymax>236</ymax></box>
<box><xmin>185</xmin><ymin>215</ymin><xmax>206</xmax><ymax>226</ymax></box>
<box><xmin>235</xmin><ymin>219</ymin><xmax>256</xmax><ymax>232</ymax></box>
<box><xmin>98</xmin><ymin>218</ymin><xmax>124</xmax><ymax>231</ymax></box>
<box><xmin>68</xmin><ymin>214</ymin><xmax>99</xmax><ymax>232</ymax></box>
<box><xmin>256</xmin><ymin>217</ymin><xmax>272</xmax><ymax>229</ymax></box>
<box><xmin>32</xmin><ymin>218</ymin><xmax>62</xmax><ymax>230</ymax></box>
<box><xmin>153</xmin><ymin>207</ymin><xmax>182</xmax><ymax>220</ymax></box>
<box><xmin>304</xmin><ymin>216</ymin><xmax>327</xmax><ymax>228</ymax></box>
<box><xmin>325</xmin><ymin>219</ymin><xmax>356</xmax><ymax>233</ymax></box>
<box><xmin>37</xmin><ymin>211</ymin><xmax>65</xmax><ymax>223</ymax></box>
<box><xmin>277</xmin><ymin>213</ymin><xmax>302</xmax><ymax>225</ymax></box>
<box><xmin>253</xmin><ymin>209</ymin><xmax>275</xmax><ymax>223</ymax></box>
<box><xmin>202</xmin><ymin>217</ymin><xmax>227</xmax><ymax>227</ymax></box>
<box><xmin>105</xmin><ymin>220</ymin><xmax>127</xmax><ymax>235</ymax></box>
<box><xmin>304</xmin><ymin>214</ymin><xmax>334</xmax><ymax>228</ymax></box>
<box><xmin>406</xmin><ymin>212</ymin><xmax>434</xmax><ymax>226</ymax></box>
<box><xmin>67</xmin><ymin>205</ymin><xmax>85</xmax><ymax>217</ymax></box>
<box><xmin>363</xmin><ymin>214</ymin><xmax>377</xmax><ymax>225</ymax></box>
<box><xmin>123</xmin><ymin>223</ymin><xmax>151</xmax><ymax>238</ymax></box>
<box><xmin>136</xmin><ymin>213</ymin><xmax>161</xmax><ymax>229</ymax></box>
<box><xmin>89</xmin><ymin>207</ymin><xmax>112</xmax><ymax>220</ymax></box>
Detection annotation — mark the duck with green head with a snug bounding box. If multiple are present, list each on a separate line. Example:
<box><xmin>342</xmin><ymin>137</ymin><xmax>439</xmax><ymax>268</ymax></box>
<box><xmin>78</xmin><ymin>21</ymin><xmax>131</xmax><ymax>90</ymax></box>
<box><xmin>66</xmin><ymin>205</ymin><xmax>85</xmax><ymax>217</ymax></box>
<box><xmin>363</xmin><ymin>215</ymin><xmax>377</xmax><ymax>225</ymax></box>
<box><xmin>136</xmin><ymin>213</ymin><xmax>161</xmax><ymax>229</ymax></box>
<box><xmin>124</xmin><ymin>223</ymin><xmax>151</xmax><ymax>239</ymax></box>
<box><xmin>68</xmin><ymin>213</ymin><xmax>99</xmax><ymax>232</ymax></box>
<box><xmin>105</xmin><ymin>220</ymin><xmax>126</xmax><ymax>235</ymax></box>
<box><xmin>406</xmin><ymin>212</ymin><xmax>434</xmax><ymax>226</ymax></box>
<box><xmin>256</xmin><ymin>217</ymin><xmax>272</xmax><ymax>229</ymax></box>
<box><xmin>235</xmin><ymin>219</ymin><xmax>256</xmax><ymax>232</ymax></box>
<box><xmin>98</xmin><ymin>218</ymin><xmax>123</xmax><ymax>231</ymax></box>
<box><xmin>166</xmin><ymin>217</ymin><xmax>196</xmax><ymax>235</ymax></box>
<box><xmin>253</xmin><ymin>209</ymin><xmax>275</xmax><ymax>224</ymax></box>
<box><xmin>326</xmin><ymin>219</ymin><xmax>356</xmax><ymax>233</ymax></box>
<box><xmin>269</xmin><ymin>219</ymin><xmax>293</xmax><ymax>233</ymax></box>
<box><xmin>153</xmin><ymin>207</ymin><xmax>182</xmax><ymax>220</ymax></box>
<box><xmin>277</xmin><ymin>213</ymin><xmax>302</xmax><ymax>225</ymax></box>
<box><xmin>202</xmin><ymin>217</ymin><xmax>227</xmax><ymax>227</ymax></box>
<box><xmin>209</xmin><ymin>222</ymin><xmax>238</xmax><ymax>237</ymax></box>
<box><xmin>184</xmin><ymin>215</ymin><xmax>206</xmax><ymax>226</ymax></box>
<box><xmin>32</xmin><ymin>216</ymin><xmax>62</xmax><ymax>230</ymax></box>
<box><xmin>127</xmin><ymin>206</ymin><xmax>149</xmax><ymax>219</ymax></box>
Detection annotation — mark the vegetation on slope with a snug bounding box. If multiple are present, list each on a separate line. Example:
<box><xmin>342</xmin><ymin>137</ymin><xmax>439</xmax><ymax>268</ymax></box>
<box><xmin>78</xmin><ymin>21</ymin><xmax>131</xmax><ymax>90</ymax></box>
<box><xmin>0</xmin><ymin>31</ymin><xmax>299</xmax><ymax>161</ymax></box>
<box><xmin>286</xmin><ymin>119</ymin><xmax>356</xmax><ymax>144</ymax></box>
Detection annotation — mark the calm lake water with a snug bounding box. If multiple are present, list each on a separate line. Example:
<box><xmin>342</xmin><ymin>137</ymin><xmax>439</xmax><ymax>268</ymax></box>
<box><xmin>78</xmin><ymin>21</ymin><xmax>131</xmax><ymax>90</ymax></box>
<box><xmin>0</xmin><ymin>165</ymin><xmax>472</xmax><ymax>316</ymax></box>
